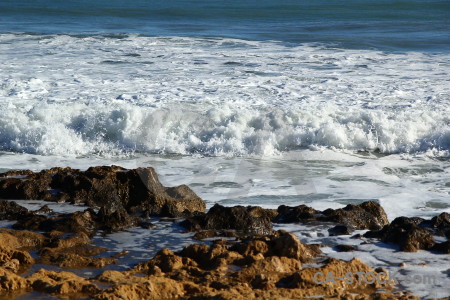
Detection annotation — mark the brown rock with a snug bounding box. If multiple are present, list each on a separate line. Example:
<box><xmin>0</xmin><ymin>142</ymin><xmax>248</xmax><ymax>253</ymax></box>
<box><xmin>0</xmin><ymin>200</ymin><xmax>30</xmax><ymax>221</ymax></box>
<box><xmin>0</xmin><ymin>166</ymin><xmax>206</xmax><ymax>220</ymax></box>
<box><xmin>37</xmin><ymin>251</ymin><xmax>116</xmax><ymax>269</ymax></box>
<box><xmin>275</xmin><ymin>201</ymin><xmax>389</xmax><ymax>230</ymax></box>
<box><xmin>0</xmin><ymin>228</ymin><xmax>46</xmax><ymax>249</ymax></box>
<box><xmin>270</xmin><ymin>230</ymin><xmax>321</xmax><ymax>262</ymax></box>
<box><xmin>320</xmin><ymin>201</ymin><xmax>389</xmax><ymax>230</ymax></box>
<box><xmin>365</xmin><ymin>216</ymin><xmax>436</xmax><ymax>252</ymax></box>
<box><xmin>180</xmin><ymin>204</ymin><xmax>273</xmax><ymax>235</ymax></box>
<box><xmin>0</xmin><ymin>247</ymin><xmax>34</xmax><ymax>273</ymax></box>
<box><xmin>27</xmin><ymin>269</ymin><xmax>99</xmax><ymax>297</ymax></box>
<box><xmin>235</xmin><ymin>256</ymin><xmax>302</xmax><ymax>287</ymax></box>
<box><xmin>0</xmin><ymin>266</ymin><xmax>29</xmax><ymax>292</ymax></box>
<box><xmin>94</xmin><ymin>275</ymin><xmax>185</xmax><ymax>300</ymax></box>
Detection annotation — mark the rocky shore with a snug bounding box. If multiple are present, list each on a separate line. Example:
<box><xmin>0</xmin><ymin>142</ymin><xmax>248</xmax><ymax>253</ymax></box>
<box><xmin>0</xmin><ymin>166</ymin><xmax>448</xmax><ymax>299</ymax></box>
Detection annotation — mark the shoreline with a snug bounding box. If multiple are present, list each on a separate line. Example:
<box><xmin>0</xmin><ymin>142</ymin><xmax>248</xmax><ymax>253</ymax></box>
<box><xmin>0</xmin><ymin>166</ymin><xmax>448</xmax><ymax>299</ymax></box>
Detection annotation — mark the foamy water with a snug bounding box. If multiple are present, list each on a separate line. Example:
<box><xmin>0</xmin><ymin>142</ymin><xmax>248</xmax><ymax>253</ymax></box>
<box><xmin>1</xmin><ymin>34</ymin><xmax>449</xmax><ymax>157</ymax></box>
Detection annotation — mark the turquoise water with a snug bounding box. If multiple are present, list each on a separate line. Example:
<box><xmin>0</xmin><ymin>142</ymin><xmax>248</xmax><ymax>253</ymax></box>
<box><xmin>1</xmin><ymin>0</ymin><xmax>449</xmax><ymax>51</ymax></box>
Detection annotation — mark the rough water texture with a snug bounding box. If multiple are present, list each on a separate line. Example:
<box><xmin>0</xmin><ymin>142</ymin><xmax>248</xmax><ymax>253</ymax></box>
<box><xmin>1</xmin><ymin>35</ymin><xmax>449</xmax><ymax>157</ymax></box>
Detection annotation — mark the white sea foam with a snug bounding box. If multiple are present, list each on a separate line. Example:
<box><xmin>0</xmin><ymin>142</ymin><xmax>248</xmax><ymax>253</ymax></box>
<box><xmin>1</xmin><ymin>34</ymin><xmax>449</xmax><ymax>157</ymax></box>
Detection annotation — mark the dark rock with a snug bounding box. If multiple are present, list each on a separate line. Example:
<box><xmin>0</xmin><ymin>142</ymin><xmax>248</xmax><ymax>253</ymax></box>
<box><xmin>0</xmin><ymin>200</ymin><xmax>30</xmax><ymax>220</ymax></box>
<box><xmin>430</xmin><ymin>241</ymin><xmax>450</xmax><ymax>254</ymax></box>
<box><xmin>328</xmin><ymin>225</ymin><xmax>353</xmax><ymax>236</ymax></box>
<box><xmin>33</xmin><ymin>205</ymin><xmax>54</xmax><ymax>215</ymax></box>
<box><xmin>13</xmin><ymin>209</ymin><xmax>97</xmax><ymax>236</ymax></box>
<box><xmin>430</xmin><ymin>212</ymin><xmax>450</xmax><ymax>237</ymax></box>
<box><xmin>180</xmin><ymin>204</ymin><xmax>273</xmax><ymax>235</ymax></box>
<box><xmin>319</xmin><ymin>201</ymin><xmax>389</xmax><ymax>230</ymax></box>
<box><xmin>274</xmin><ymin>201</ymin><xmax>389</xmax><ymax>230</ymax></box>
<box><xmin>97</xmin><ymin>205</ymin><xmax>139</xmax><ymax>233</ymax></box>
<box><xmin>193</xmin><ymin>230</ymin><xmax>239</xmax><ymax>240</ymax></box>
<box><xmin>0</xmin><ymin>166</ymin><xmax>206</xmax><ymax>218</ymax></box>
<box><xmin>138</xmin><ymin>220</ymin><xmax>156</xmax><ymax>229</ymax></box>
<box><xmin>364</xmin><ymin>216</ymin><xmax>436</xmax><ymax>252</ymax></box>
<box><xmin>431</xmin><ymin>212</ymin><xmax>450</xmax><ymax>228</ymax></box>
<box><xmin>334</xmin><ymin>244</ymin><xmax>356</xmax><ymax>252</ymax></box>
<box><xmin>275</xmin><ymin>205</ymin><xmax>319</xmax><ymax>223</ymax></box>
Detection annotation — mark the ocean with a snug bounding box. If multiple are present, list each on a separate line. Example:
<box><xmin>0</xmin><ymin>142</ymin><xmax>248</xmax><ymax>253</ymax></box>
<box><xmin>1</xmin><ymin>1</ymin><xmax>449</xmax><ymax>298</ymax></box>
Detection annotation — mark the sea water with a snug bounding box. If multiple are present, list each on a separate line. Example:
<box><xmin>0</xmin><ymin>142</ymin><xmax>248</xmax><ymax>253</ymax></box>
<box><xmin>1</xmin><ymin>0</ymin><xmax>449</xmax><ymax>298</ymax></box>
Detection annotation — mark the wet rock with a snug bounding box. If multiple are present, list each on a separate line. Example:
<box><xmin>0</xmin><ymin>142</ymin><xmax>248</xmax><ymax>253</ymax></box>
<box><xmin>334</xmin><ymin>244</ymin><xmax>357</xmax><ymax>252</ymax></box>
<box><xmin>328</xmin><ymin>225</ymin><xmax>353</xmax><ymax>236</ymax></box>
<box><xmin>269</xmin><ymin>230</ymin><xmax>321</xmax><ymax>263</ymax></box>
<box><xmin>193</xmin><ymin>230</ymin><xmax>239</xmax><ymax>240</ymax></box>
<box><xmin>320</xmin><ymin>201</ymin><xmax>389</xmax><ymax>230</ymax></box>
<box><xmin>13</xmin><ymin>209</ymin><xmax>98</xmax><ymax>236</ymax></box>
<box><xmin>281</xmin><ymin>257</ymin><xmax>390</xmax><ymax>291</ymax></box>
<box><xmin>123</xmin><ymin>233</ymin><xmax>402</xmax><ymax>299</ymax></box>
<box><xmin>38</xmin><ymin>232</ymin><xmax>116</xmax><ymax>269</ymax></box>
<box><xmin>97</xmin><ymin>205</ymin><xmax>139</xmax><ymax>233</ymax></box>
<box><xmin>0</xmin><ymin>247</ymin><xmax>34</xmax><ymax>273</ymax></box>
<box><xmin>38</xmin><ymin>251</ymin><xmax>117</xmax><ymax>269</ymax></box>
<box><xmin>180</xmin><ymin>204</ymin><xmax>273</xmax><ymax>235</ymax></box>
<box><xmin>0</xmin><ymin>267</ymin><xmax>29</xmax><ymax>292</ymax></box>
<box><xmin>33</xmin><ymin>204</ymin><xmax>54</xmax><ymax>215</ymax></box>
<box><xmin>274</xmin><ymin>201</ymin><xmax>389</xmax><ymax>230</ymax></box>
<box><xmin>94</xmin><ymin>275</ymin><xmax>185</xmax><ymax>300</ymax></box>
<box><xmin>275</xmin><ymin>204</ymin><xmax>319</xmax><ymax>223</ymax></box>
<box><xmin>0</xmin><ymin>229</ymin><xmax>46</xmax><ymax>252</ymax></box>
<box><xmin>430</xmin><ymin>212</ymin><xmax>450</xmax><ymax>237</ymax></box>
<box><xmin>27</xmin><ymin>269</ymin><xmax>100</xmax><ymax>297</ymax></box>
<box><xmin>364</xmin><ymin>216</ymin><xmax>435</xmax><ymax>252</ymax></box>
<box><xmin>0</xmin><ymin>200</ymin><xmax>29</xmax><ymax>220</ymax></box>
<box><xmin>0</xmin><ymin>166</ymin><xmax>206</xmax><ymax>218</ymax></box>
<box><xmin>430</xmin><ymin>241</ymin><xmax>450</xmax><ymax>254</ymax></box>
<box><xmin>236</xmin><ymin>256</ymin><xmax>302</xmax><ymax>289</ymax></box>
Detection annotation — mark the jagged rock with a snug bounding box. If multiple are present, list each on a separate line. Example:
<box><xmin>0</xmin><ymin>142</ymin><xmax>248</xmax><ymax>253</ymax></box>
<box><xmin>0</xmin><ymin>166</ymin><xmax>206</xmax><ymax>218</ymax></box>
<box><xmin>328</xmin><ymin>225</ymin><xmax>353</xmax><ymax>236</ymax></box>
<box><xmin>275</xmin><ymin>204</ymin><xmax>319</xmax><ymax>223</ymax></box>
<box><xmin>97</xmin><ymin>205</ymin><xmax>139</xmax><ymax>233</ymax></box>
<box><xmin>0</xmin><ymin>266</ymin><xmax>29</xmax><ymax>292</ymax></box>
<box><xmin>27</xmin><ymin>269</ymin><xmax>100</xmax><ymax>297</ymax></box>
<box><xmin>364</xmin><ymin>217</ymin><xmax>435</xmax><ymax>252</ymax></box>
<box><xmin>430</xmin><ymin>212</ymin><xmax>450</xmax><ymax>237</ymax></box>
<box><xmin>0</xmin><ymin>247</ymin><xmax>34</xmax><ymax>273</ymax></box>
<box><xmin>320</xmin><ymin>201</ymin><xmax>389</xmax><ymax>230</ymax></box>
<box><xmin>0</xmin><ymin>200</ymin><xmax>29</xmax><ymax>220</ymax></box>
<box><xmin>38</xmin><ymin>251</ymin><xmax>116</xmax><ymax>269</ymax></box>
<box><xmin>38</xmin><ymin>232</ymin><xmax>115</xmax><ymax>269</ymax></box>
<box><xmin>13</xmin><ymin>209</ymin><xmax>98</xmax><ymax>236</ymax></box>
<box><xmin>280</xmin><ymin>257</ymin><xmax>390</xmax><ymax>291</ymax></box>
<box><xmin>236</xmin><ymin>256</ymin><xmax>302</xmax><ymax>289</ymax></box>
<box><xmin>93</xmin><ymin>276</ymin><xmax>185</xmax><ymax>300</ymax></box>
<box><xmin>269</xmin><ymin>230</ymin><xmax>321</xmax><ymax>263</ymax></box>
<box><xmin>33</xmin><ymin>204</ymin><xmax>54</xmax><ymax>215</ymax></box>
<box><xmin>275</xmin><ymin>201</ymin><xmax>389</xmax><ymax>230</ymax></box>
<box><xmin>180</xmin><ymin>204</ymin><xmax>273</xmax><ymax>235</ymax></box>
<box><xmin>124</xmin><ymin>233</ymin><xmax>401</xmax><ymax>299</ymax></box>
